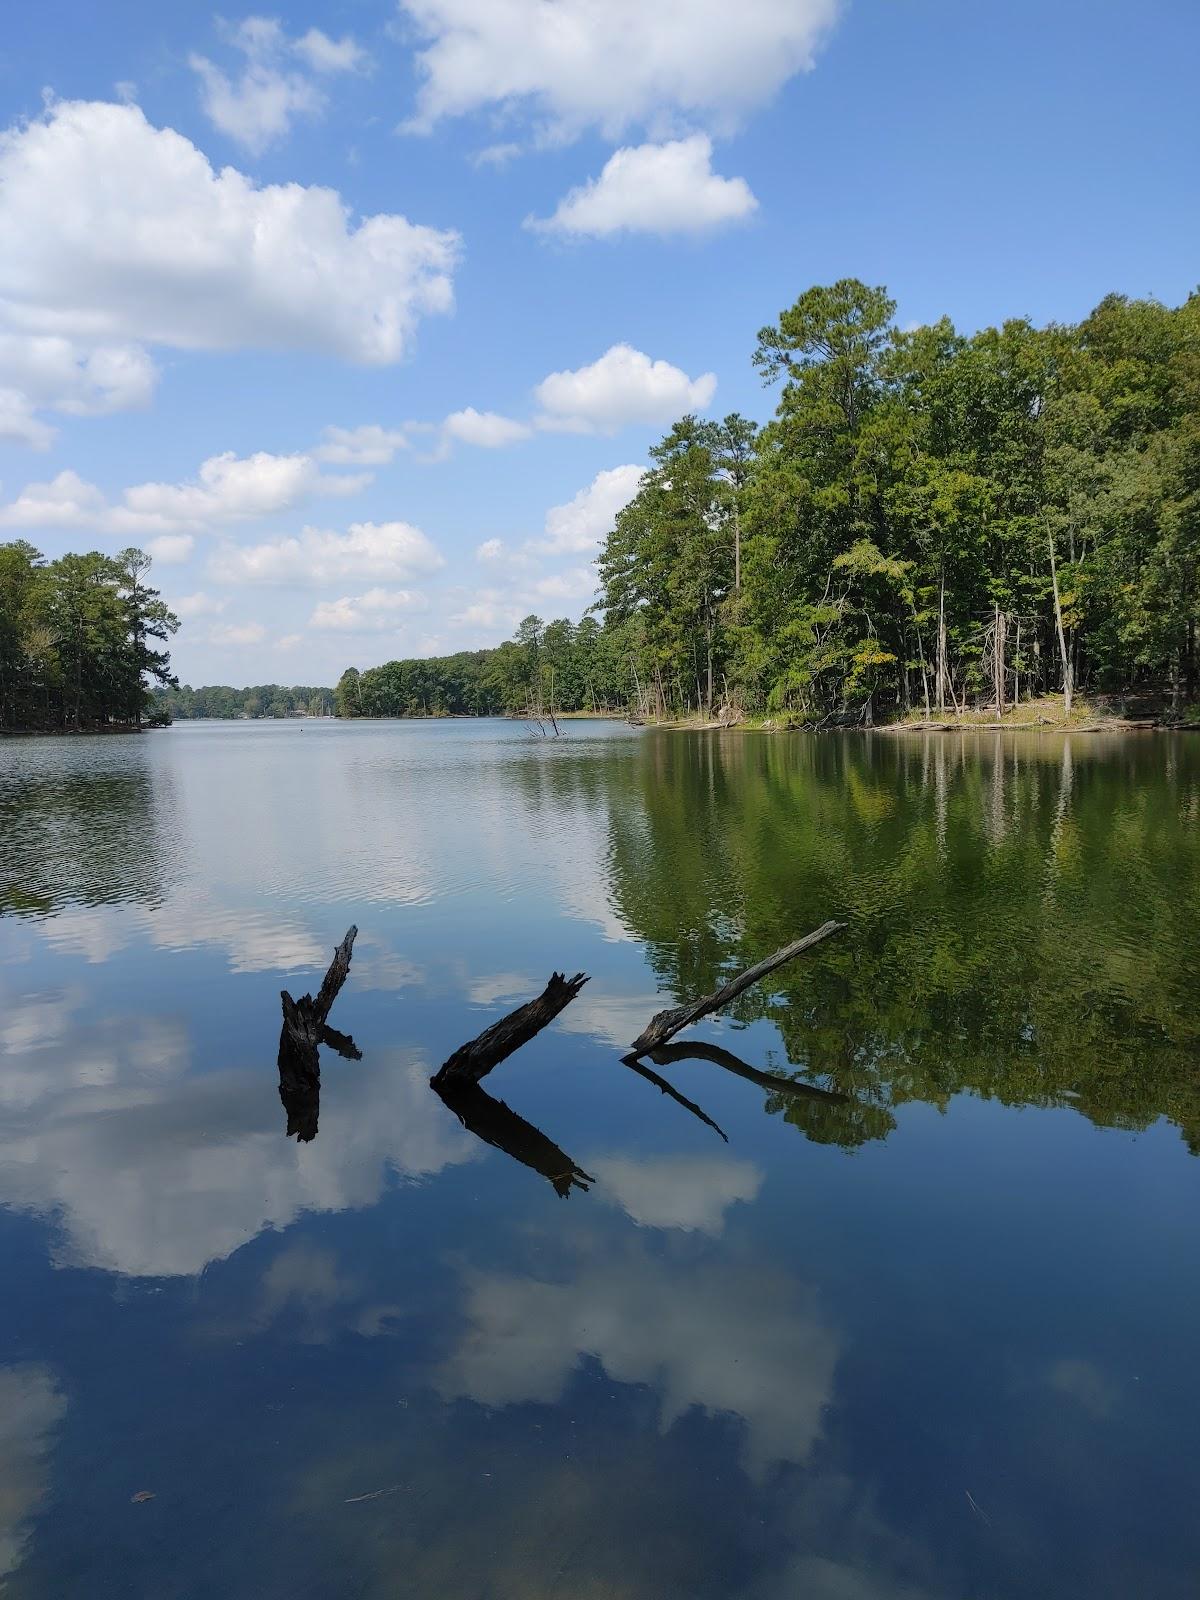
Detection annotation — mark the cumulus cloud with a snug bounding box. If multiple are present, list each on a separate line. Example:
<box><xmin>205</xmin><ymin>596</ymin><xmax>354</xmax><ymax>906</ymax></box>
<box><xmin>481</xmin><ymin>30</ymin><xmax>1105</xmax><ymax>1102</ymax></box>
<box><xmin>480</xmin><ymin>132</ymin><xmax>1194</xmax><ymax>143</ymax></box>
<box><xmin>145</xmin><ymin>534</ymin><xmax>195</xmax><ymax>564</ymax></box>
<box><xmin>209</xmin><ymin>620</ymin><xmax>267</xmax><ymax>646</ymax></box>
<box><xmin>191</xmin><ymin>49</ymin><xmax>323</xmax><ymax>153</ymax></box>
<box><xmin>535</xmin><ymin>464</ymin><xmax>644</xmax><ymax>553</ymax></box>
<box><xmin>534</xmin><ymin>344</ymin><xmax>716</xmax><ymax>434</ymax></box>
<box><xmin>471</xmin><ymin>141</ymin><xmax>522</xmax><ymax>169</ymax></box>
<box><xmin>0</xmin><ymin>100</ymin><xmax>459</xmax><ymax>414</ymax></box>
<box><xmin>310</xmin><ymin>588</ymin><xmax>426</xmax><ymax>630</ymax></box>
<box><xmin>531</xmin><ymin>135</ymin><xmax>758</xmax><ymax>238</ymax></box>
<box><xmin>0</xmin><ymin>334</ymin><xmax>156</xmax><ymax>447</ymax></box>
<box><xmin>475</xmin><ymin>537</ymin><xmax>505</xmax><ymax>562</ymax></box>
<box><xmin>191</xmin><ymin>16</ymin><xmax>371</xmax><ymax>152</ymax></box>
<box><xmin>0</xmin><ymin>452</ymin><xmax>365</xmax><ymax>537</ymax></box>
<box><xmin>210</xmin><ymin>520</ymin><xmax>445</xmax><ymax>586</ymax></box>
<box><xmin>400</xmin><ymin>0</ymin><xmax>840</xmax><ymax>139</ymax></box>
<box><xmin>292</xmin><ymin>27</ymin><xmax>372</xmax><ymax>75</ymax></box>
<box><xmin>315</xmin><ymin>424</ymin><xmax>410</xmax><ymax>465</ymax></box>
<box><xmin>450</xmin><ymin>592</ymin><xmax>524</xmax><ymax>632</ymax></box>
<box><xmin>171</xmin><ymin>591</ymin><xmax>227</xmax><ymax>618</ymax></box>
<box><xmin>442</xmin><ymin>407</ymin><xmax>532</xmax><ymax>448</ymax></box>
<box><xmin>528</xmin><ymin>568</ymin><xmax>596</xmax><ymax>602</ymax></box>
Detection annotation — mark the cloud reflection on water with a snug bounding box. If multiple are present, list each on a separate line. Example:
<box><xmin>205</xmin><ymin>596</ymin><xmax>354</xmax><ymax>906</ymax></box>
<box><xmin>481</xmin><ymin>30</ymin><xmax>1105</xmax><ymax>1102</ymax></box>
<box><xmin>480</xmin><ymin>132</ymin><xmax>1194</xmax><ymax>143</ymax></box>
<box><xmin>437</xmin><ymin>1241</ymin><xmax>838</xmax><ymax>1481</ymax></box>
<box><xmin>0</xmin><ymin>1007</ymin><xmax>475</xmax><ymax>1276</ymax></box>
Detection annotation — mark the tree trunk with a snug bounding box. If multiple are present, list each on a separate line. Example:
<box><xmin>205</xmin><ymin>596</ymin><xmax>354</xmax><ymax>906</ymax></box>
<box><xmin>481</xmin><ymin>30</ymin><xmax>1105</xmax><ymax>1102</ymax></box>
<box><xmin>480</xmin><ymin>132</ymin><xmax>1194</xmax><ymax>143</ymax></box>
<box><xmin>1048</xmin><ymin>531</ymin><xmax>1073</xmax><ymax>717</ymax></box>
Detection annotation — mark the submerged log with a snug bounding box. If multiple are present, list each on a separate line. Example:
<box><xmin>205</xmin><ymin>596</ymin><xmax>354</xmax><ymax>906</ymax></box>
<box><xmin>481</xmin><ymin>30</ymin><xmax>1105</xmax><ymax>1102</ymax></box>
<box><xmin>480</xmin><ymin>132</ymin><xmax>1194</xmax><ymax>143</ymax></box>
<box><xmin>434</xmin><ymin>1078</ymin><xmax>593</xmax><ymax>1197</ymax></box>
<box><xmin>629</xmin><ymin>922</ymin><xmax>845</xmax><ymax>1055</ymax></box>
<box><xmin>432</xmin><ymin>971</ymin><xmax>589</xmax><ymax>1088</ymax></box>
<box><xmin>278</xmin><ymin>925</ymin><xmax>360</xmax><ymax>1142</ymax></box>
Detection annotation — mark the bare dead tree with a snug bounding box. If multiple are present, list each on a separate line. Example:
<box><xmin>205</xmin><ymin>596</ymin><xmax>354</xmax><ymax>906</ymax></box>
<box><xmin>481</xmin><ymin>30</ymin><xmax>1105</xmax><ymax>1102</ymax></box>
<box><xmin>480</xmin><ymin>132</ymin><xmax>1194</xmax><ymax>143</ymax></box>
<box><xmin>432</xmin><ymin>972</ymin><xmax>589</xmax><ymax>1088</ymax></box>
<box><xmin>278</xmin><ymin>926</ymin><xmax>360</xmax><ymax>1142</ymax></box>
<box><xmin>629</xmin><ymin>923</ymin><xmax>845</xmax><ymax>1056</ymax></box>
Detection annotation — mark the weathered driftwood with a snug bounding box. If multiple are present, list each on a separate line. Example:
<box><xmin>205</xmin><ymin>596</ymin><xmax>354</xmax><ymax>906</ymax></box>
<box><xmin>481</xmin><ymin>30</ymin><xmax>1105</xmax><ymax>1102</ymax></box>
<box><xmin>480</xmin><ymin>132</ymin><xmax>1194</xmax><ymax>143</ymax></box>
<box><xmin>645</xmin><ymin>1040</ymin><xmax>848</xmax><ymax>1106</ymax></box>
<box><xmin>431</xmin><ymin>971</ymin><xmax>589</xmax><ymax>1088</ymax></box>
<box><xmin>434</xmin><ymin>1078</ymin><xmax>593</xmax><ymax>1197</ymax></box>
<box><xmin>619</xmin><ymin>1054</ymin><xmax>728</xmax><ymax>1142</ymax></box>
<box><xmin>629</xmin><ymin>922</ymin><xmax>846</xmax><ymax>1056</ymax></box>
<box><xmin>278</xmin><ymin>925</ymin><xmax>360</xmax><ymax>1143</ymax></box>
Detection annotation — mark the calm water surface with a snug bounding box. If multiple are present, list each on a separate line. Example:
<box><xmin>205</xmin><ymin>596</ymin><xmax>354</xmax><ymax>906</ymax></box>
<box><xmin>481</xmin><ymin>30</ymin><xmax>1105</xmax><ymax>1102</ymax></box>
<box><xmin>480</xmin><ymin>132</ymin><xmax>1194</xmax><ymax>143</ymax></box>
<box><xmin>1</xmin><ymin>720</ymin><xmax>1198</xmax><ymax>1599</ymax></box>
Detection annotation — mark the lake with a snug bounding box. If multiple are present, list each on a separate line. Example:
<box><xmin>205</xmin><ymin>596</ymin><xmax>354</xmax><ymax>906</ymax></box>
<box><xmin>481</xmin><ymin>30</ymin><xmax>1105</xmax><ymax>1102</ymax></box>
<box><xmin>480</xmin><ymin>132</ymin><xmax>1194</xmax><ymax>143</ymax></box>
<box><xmin>1</xmin><ymin>719</ymin><xmax>1198</xmax><ymax>1599</ymax></box>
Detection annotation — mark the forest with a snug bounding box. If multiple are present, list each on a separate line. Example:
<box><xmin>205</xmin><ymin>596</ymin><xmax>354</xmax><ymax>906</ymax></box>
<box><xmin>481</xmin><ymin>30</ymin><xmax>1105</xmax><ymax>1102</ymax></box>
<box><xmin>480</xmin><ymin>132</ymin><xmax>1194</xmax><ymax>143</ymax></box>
<box><xmin>158</xmin><ymin>683</ymin><xmax>335</xmax><ymax>719</ymax></box>
<box><xmin>343</xmin><ymin>280</ymin><xmax>1200</xmax><ymax>724</ymax></box>
<box><xmin>0</xmin><ymin>542</ymin><xmax>178</xmax><ymax>732</ymax></box>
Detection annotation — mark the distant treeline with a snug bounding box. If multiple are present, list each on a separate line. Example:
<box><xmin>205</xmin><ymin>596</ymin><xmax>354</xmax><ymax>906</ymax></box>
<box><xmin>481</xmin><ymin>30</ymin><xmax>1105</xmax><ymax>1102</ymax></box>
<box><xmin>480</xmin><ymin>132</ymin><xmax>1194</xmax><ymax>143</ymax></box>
<box><xmin>1</xmin><ymin>542</ymin><xmax>177</xmax><ymax>732</ymax></box>
<box><xmin>347</xmin><ymin>279</ymin><xmax>1200</xmax><ymax>724</ymax></box>
<box><xmin>156</xmin><ymin>684</ymin><xmax>336</xmax><ymax>719</ymax></box>
<box><xmin>333</xmin><ymin>616</ymin><xmax>631</xmax><ymax>718</ymax></box>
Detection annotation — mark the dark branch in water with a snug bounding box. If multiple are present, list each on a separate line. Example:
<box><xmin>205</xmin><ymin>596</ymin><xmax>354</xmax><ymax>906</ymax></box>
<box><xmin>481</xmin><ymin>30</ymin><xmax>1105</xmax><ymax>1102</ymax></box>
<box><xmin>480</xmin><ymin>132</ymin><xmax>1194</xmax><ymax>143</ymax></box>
<box><xmin>433</xmin><ymin>1078</ymin><xmax>593</xmax><ymax>1197</ymax></box>
<box><xmin>645</xmin><ymin>1041</ymin><xmax>848</xmax><ymax>1106</ymax></box>
<box><xmin>618</xmin><ymin>1053</ymin><xmax>729</xmax><ymax>1142</ymax></box>
<box><xmin>278</xmin><ymin>925</ymin><xmax>360</xmax><ymax>1143</ymax></box>
<box><xmin>431</xmin><ymin>971</ymin><xmax>590</xmax><ymax>1087</ymax></box>
<box><xmin>629</xmin><ymin>922</ymin><xmax>846</xmax><ymax>1055</ymax></box>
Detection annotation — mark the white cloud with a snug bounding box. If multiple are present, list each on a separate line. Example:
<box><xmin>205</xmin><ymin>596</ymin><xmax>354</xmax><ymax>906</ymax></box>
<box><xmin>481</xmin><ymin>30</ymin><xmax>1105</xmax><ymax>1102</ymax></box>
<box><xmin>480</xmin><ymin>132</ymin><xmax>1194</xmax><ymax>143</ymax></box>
<box><xmin>278</xmin><ymin>632</ymin><xmax>303</xmax><ymax>648</ymax></box>
<box><xmin>536</xmin><ymin>464</ymin><xmax>644</xmax><ymax>553</ymax></box>
<box><xmin>0</xmin><ymin>100</ymin><xmax>460</xmax><ymax>399</ymax></box>
<box><xmin>120</xmin><ymin>451</ymin><xmax>366</xmax><ymax>531</ymax></box>
<box><xmin>0</xmin><ymin>469</ymin><xmax>105</xmax><ymax>528</ymax></box>
<box><xmin>450</xmin><ymin>592</ymin><xmax>524</xmax><ymax>631</ymax></box>
<box><xmin>209</xmin><ymin>621</ymin><xmax>267</xmax><ymax>646</ymax></box>
<box><xmin>170</xmin><ymin>592</ymin><xmax>227</xmax><ymax>619</ymax></box>
<box><xmin>534</xmin><ymin>344</ymin><xmax>716</xmax><ymax>434</ymax></box>
<box><xmin>211</xmin><ymin>520</ymin><xmax>445</xmax><ymax>586</ymax></box>
<box><xmin>190</xmin><ymin>51</ymin><xmax>324</xmax><ymax>153</ymax></box>
<box><xmin>442</xmin><ymin>407</ymin><xmax>532</xmax><ymax>448</ymax></box>
<box><xmin>531</xmin><ymin>135</ymin><xmax>758</xmax><ymax>238</ymax></box>
<box><xmin>529</xmin><ymin>568</ymin><xmax>596</xmax><ymax>602</ymax></box>
<box><xmin>471</xmin><ymin>141</ymin><xmax>522</xmax><ymax>169</ymax></box>
<box><xmin>0</xmin><ymin>387</ymin><xmax>54</xmax><ymax>449</ymax></box>
<box><xmin>475</xmin><ymin>537</ymin><xmax>505</xmax><ymax>562</ymax></box>
<box><xmin>400</xmin><ymin>0</ymin><xmax>840</xmax><ymax>138</ymax></box>
<box><xmin>311</xmin><ymin>588</ymin><xmax>426</xmax><ymax>630</ymax></box>
<box><xmin>0</xmin><ymin>333</ymin><xmax>157</xmax><ymax>447</ymax></box>
<box><xmin>0</xmin><ymin>1365</ymin><xmax>67</xmax><ymax>1584</ymax></box>
<box><xmin>315</xmin><ymin>424</ymin><xmax>410</xmax><ymax>465</ymax></box>
<box><xmin>145</xmin><ymin>534</ymin><xmax>195</xmax><ymax>564</ymax></box>
<box><xmin>0</xmin><ymin>451</ymin><xmax>365</xmax><ymax>537</ymax></box>
<box><xmin>293</xmin><ymin>28</ymin><xmax>372</xmax><ymax>75</ymax></box>
<box><xmin>191</xmin><ymin>16</ymin><xmax>371</xmax><ymax>152</ymax></box>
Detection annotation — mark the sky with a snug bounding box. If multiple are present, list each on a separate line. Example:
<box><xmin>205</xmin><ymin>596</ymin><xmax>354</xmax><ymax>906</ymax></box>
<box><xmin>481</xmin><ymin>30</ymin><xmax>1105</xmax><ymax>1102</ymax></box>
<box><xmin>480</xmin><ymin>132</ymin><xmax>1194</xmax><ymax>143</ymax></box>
<box><xmin>0</xmin><ymin>0</ymin><xmax>1197</xmax><ymax>687</ymax></box>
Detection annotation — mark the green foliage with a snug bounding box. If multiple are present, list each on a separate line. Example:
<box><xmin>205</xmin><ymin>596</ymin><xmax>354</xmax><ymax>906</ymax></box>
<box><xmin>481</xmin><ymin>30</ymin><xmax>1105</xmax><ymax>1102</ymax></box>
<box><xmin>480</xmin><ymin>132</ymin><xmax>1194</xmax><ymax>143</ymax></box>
<box><xmin>156</xmin><ymin>683</ymin><xmax>336</xmax><ymax>720</ymax></box>
<box><xmin>332</xmin><ymin>613</ymin><xmax>646</xmax><ymax>718</ymax></box>
<box><xmin>0</xmin><ymin>543</ymin><xmax>178</xmax><ymax>732</ymax></box>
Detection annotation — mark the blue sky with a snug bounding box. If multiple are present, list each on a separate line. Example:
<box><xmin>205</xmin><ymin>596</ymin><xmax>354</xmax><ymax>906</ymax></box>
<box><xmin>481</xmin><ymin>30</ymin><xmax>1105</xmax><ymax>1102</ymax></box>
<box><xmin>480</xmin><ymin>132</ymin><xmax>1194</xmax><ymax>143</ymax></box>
<box><xmin>0</xmin><ymin>0</ymin><xmax>1196</xmax><ymax>685</ymax></box>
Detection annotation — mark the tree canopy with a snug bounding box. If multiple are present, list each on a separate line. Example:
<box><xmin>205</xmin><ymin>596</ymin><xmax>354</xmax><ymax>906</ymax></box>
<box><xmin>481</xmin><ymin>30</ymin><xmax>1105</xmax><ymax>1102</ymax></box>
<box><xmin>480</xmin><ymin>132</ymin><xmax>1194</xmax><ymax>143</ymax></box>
<box><xmin>0</xmin><ymin>543</ymin><xmax>178</xmax><ymax>732</ymax></box>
